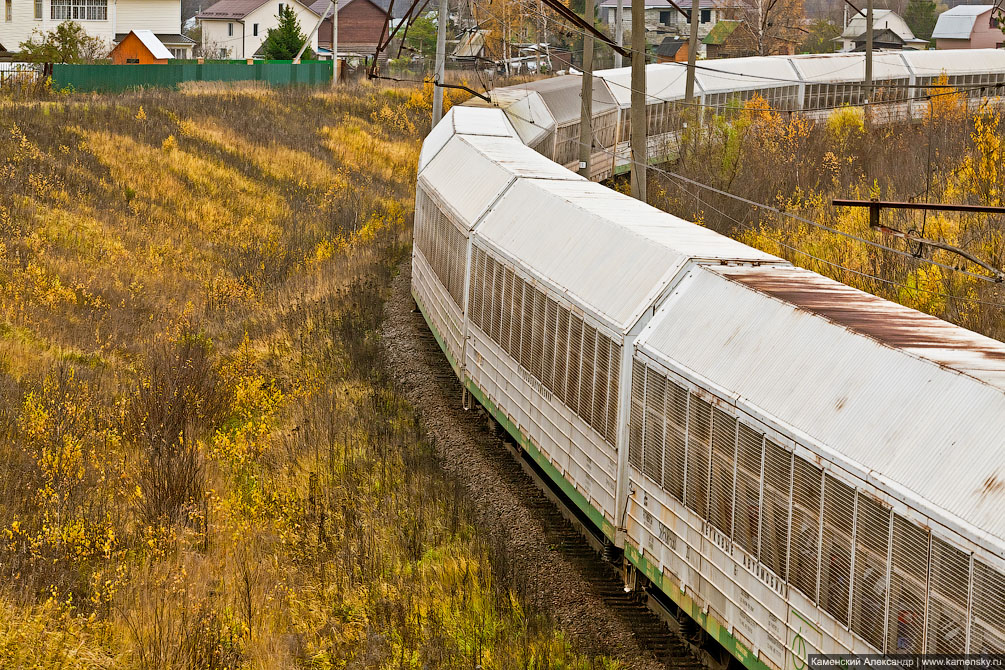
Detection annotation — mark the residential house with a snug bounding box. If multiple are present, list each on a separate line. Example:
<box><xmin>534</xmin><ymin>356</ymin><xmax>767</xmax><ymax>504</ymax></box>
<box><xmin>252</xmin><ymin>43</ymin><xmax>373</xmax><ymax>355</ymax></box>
<box><xmin>932</xmin><ymin>5</ymin><xmax>1003</xmax><ymax>49</ymax></box>
<box><xmin>452</xmin><ymin>27</ymin><xmax>487</xmax><ymax>62</ymax></box>
<box><xmin>654</xmin><ymin>36</ymin><xmax>687</xmax><ymax>62</ymax></box>
<box><xmin>364</xmin><ymin>0</ymin><xmax>406</xmax><ymax>20</ymax></box>
<box><xmin>311</xmin><ymin>0</ymin><xmax>387</xmax><ymax>57</ymax></box>
<box><xmin>0</xmin><ymin>0</ymin><xmax>192</xmax><ymax>57</ymax></box>
<box><xmin>119</xmin><ymin>31</ymin><xmax>193</xmax><ymax>56</ymax></box>
<box><xmin>598</xmin><ymin>0</ymin><xmax>734</xmax><ymax>44</ymax></box>
<box><xmin>196</xmin><ymin>0</ymin><xmax>320</xmax><ymax>59</ymax></box>
<box><xmin>702</xmin><ymin>19</ymin><xmax>755</xmax><ymax>58</ymax></box>
<box><xmin>110</xmin><ymin>27</ymin><xmax>174</xmax><ymax>61</ymax></box>
<box><xmin>850</xmin><ymin>27</ymin><xmax>906</xmax><ymax>51</ymax></box>
<box><xmin>835</xmin><ymin>9</ymin><xmax>928</xmax><ymax>51</ymax></box>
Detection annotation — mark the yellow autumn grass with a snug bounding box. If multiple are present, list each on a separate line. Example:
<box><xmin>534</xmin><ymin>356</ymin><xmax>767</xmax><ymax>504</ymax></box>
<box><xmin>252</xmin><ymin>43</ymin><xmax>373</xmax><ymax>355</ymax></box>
<box><xmin>0</xmin><ymin>83</ymin><xmax>614</xmax><ymax>669</ymax></box>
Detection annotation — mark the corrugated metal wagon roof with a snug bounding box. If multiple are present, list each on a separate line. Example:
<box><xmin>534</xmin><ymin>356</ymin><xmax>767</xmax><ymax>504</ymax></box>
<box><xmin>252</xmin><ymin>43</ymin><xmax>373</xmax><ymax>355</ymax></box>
<box><xmin>419</xmin><ymin>133</ymin><xmax>583</xmax><ymax>229</ymax></box>
<box><xmin>474</xmin><ymin>178</ymin><xmax>780</xmax><ymax>331</ymax></box>
<box><xmin>482</xmin><ymin>88</ymin><xmax>556</xmax><ymax>149</ymax></box>
<box><xmin>639</xmin><ymin>264</ymin><xmax>1005</xmax><ymax>552</ymax></box>
<box><xmin>903</xmin><ymin>48</ymin><xmax>1005</xmax><ymax>76</ymax></box>
<box><xmin>695</xmin><ymin>55</ymin><xmax>802</xmax><ymax>93</ymax></box>
<box><xmin>788</xmin><ymin>51</ymin><xmax>910</xmax><ymax>83</ymax></box>
<box><xmin>418</xmin><ymin>106</ymin><xmax>518</xmax><ymax>172</ymax></box>
<box><xmin>492</xmin><ymin>75</ymin><xmax>619</xmax><ymax>127</ymax></box>
<box><xmin>595</xmin><ymin>63</ymin><xmax>690</xmax><ymax>106</ymax></box>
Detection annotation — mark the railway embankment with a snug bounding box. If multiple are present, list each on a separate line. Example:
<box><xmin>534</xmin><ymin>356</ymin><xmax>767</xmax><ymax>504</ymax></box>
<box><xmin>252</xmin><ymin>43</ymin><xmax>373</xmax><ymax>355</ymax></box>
<box><xmin>383</xmin><ymin>261</ymin><xmax>704</xmax><ymax>670</ymax></box>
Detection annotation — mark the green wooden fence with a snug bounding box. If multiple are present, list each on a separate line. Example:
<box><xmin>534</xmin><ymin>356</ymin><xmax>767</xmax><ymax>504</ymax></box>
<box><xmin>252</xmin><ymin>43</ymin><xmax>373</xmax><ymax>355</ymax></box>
<box><xmin>52</xmin><ymin>60</ymin><xmax>333</xmax><ymax>93</ymax></box>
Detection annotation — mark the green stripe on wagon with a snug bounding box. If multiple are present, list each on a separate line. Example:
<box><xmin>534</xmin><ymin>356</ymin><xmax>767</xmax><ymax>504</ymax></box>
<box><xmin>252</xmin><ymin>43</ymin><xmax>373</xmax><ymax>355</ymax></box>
<box><xmin>624</xmin><ymin>544</ymin><xmax>774</xmax><ymax>670</ymax></box>
<box><xmin>412</xmin><ymin>287</ymin><xmax>615</xmax><ymax>543</ymax></box>
<box><xmin>412</xmin><ymin>289</ymin><xmax>460</xmax><ymax>376</ymax></box>
<box><xmin>463</xmin><ymin>381</ymin><xmax>616</xmax><ymax>542</ymax></box>
<box><xmin>416</xmin><ymin>285</ymin><xmax>810</xmax><ymax>670</ymax></box>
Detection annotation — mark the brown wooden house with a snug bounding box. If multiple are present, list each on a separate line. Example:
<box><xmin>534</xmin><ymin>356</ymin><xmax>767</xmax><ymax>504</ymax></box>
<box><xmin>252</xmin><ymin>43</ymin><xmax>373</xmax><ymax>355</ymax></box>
<box><xmin>311</xmin><ymin>0</ymin><xmax>392</xmax><ymax>56</ymax></box>
<box><xmin>701</xmin><ymin>19</ymin><xmax>756</xmax><ymax>58</ymax></box>
<box><xmin>851</xmin><ymin>27</ymin><xmax>905</xmax><ymax>51</ymax></box>
<box><xmin>655</xmin><ymin>37</ymin><xmax>688</xmax><ymax>63</ymax></box>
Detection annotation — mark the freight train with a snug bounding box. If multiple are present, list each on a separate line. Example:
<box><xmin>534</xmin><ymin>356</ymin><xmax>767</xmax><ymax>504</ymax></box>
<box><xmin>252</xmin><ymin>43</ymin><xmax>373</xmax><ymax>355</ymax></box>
<box><xmin>411</xmin><ymin>51</ymin><xmax>1005</xmax><ymax>670</ymax></box>
<box><xmin>474</xmin><ymin>49</ymin><xmax>1005</xmax><ymax>180</ymax></box>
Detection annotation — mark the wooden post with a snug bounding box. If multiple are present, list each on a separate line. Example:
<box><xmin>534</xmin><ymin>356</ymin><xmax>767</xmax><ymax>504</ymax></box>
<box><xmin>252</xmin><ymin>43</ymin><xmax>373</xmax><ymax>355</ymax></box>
<box><xmin>684</xmin><ymin>0</ymin><xmax>698</xmax><ymax>101</ymax></box>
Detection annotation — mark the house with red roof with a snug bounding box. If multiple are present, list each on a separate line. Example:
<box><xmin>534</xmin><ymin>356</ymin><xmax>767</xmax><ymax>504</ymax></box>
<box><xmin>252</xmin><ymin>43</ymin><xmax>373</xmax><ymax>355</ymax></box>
<box><xmin>196</xmin><ymin>0</ymin><xmax>388</xmax><ymax>59</ymax></box>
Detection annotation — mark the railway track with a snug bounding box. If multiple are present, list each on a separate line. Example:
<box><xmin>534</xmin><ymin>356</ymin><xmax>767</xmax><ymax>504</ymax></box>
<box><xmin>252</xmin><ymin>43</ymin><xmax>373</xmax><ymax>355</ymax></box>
<box><xmin>395</xmin><ymin>285</ymin><xmax>707</xmax><ymax>670</ymax></box>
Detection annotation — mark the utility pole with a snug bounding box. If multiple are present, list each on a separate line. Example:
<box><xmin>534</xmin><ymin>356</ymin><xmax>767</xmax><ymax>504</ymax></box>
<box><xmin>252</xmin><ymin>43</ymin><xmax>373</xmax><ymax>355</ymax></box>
<box><xmin>579</xmin><ymin>0</ymin><xmax>594</xmax><ymax>177</ymax></box>
<box><xmin>332</xmin><ymin>0</ymin><xmax>339</xmax><ymax>85</ymax></box>
<box><xmin>294</xmin><ymin>0</ymin><xmax>333</xmax><ymax>64</ymax></box>
<box><xmin>864</xmin><ymin>0</ymin><xmax>873</xmax><ymax>104</ymax></box>
<box><xmin>432</xmin><ymin>0</ymin><xmax>448</xmax><ymax>125</ymax></box>
<box><xmin>629</xmin><ymin>0</ymin><xmax>646</xmax><ymax>200</ymax></box>
<box><xmin>503</xmin><ymin>1</ymin><xmax>510</xmax><ymax>75</ymax></box>
<box><xmin>684</xmin><ymin>0</ymin><xmax>698</xmax><ymax>101</ymax></box>
<box><xmin>614</xmin><ymin>0</ymin><xmax>624</xmax><ymax>68</ymax></box>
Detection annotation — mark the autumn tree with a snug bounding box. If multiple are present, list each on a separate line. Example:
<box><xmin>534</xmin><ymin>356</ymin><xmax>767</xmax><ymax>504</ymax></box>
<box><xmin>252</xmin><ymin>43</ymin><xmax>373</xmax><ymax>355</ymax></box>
<box><xmin>800</xmin><ymin>18</ymin><xmax>840</xmax><ymax>53</ymax></box>
<box><xmin>18</xmin><ymin>21</ymin><xmax>107</xmax><ymax>63</ymax></box>
<box><xmin>736</xmin><ymin>0</ymin><xmax>806</xmax><ymax>56</ymax></box>
<box><xmin>404</xmin><ymin>14</ymin><xmax>439</xmax><ymax>58</ymax></box>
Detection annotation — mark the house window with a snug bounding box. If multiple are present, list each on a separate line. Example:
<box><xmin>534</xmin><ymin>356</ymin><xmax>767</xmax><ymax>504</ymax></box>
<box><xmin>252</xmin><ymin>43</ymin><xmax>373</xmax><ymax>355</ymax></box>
<box><xmin>228</xmin><ymin>22</ymin><xmax>233</xmax><ymax>36</ymax></box>
<box><xmin>278</xmin><ymin>2</ymin><xmax>284</xmax><ymax>12</ymax></box>
<box><xmin>700</xmin><ymin>8</ymin><xmax>710</xmax><ymax>22</ymax></box>
<box><xmin>51</xmin><ymin>0</ymin><xmax>106</xmax><ymax>20</ymax></box>
<box><xmin>34</xmin><ymin>0</ymin><xmax>42</xmax><ymax>19</ymax></box>
<box><xmin>253</xmin><ymin>22</ymin><xmax>258</xmax><ymax>35</ymax></box>
<box><xmin>4</xmin><ymin>0</ymin><xmax>11</xmax><ymax>21</ymax></box>
<box><xmin>126</xmin><ymin>57</ymin><xmax>139</xmax><ymax>62</ymax></box>
<box><xmin>991</xmin><ymin>16</ymin><xmax>1000</xmax><ymax>29</ymax></box>
<box><xmin>658</xmin><ymin>10</ymin><xmax>670</xmax><ymax>24</ymax></box>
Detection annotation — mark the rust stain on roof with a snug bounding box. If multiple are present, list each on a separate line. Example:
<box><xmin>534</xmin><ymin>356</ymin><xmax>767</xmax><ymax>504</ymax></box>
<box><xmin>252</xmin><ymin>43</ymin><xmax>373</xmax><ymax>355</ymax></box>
<box><xmin>982</xmin><ymin>474</ymin><xmax>1005</xmax><ymax>497</ymax></box>
<box><xmin>723</xmin><ymin>267</ymin><xmax>1005</xmax><ymax>364</ymax></box>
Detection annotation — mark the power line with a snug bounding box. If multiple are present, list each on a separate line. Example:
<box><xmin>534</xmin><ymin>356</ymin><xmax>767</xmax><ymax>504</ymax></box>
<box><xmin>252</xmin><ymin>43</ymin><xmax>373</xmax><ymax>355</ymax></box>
<box><xmin>475</xmin><ymin>21</ymin><xmax>1005</xmax><ymax>113</ymax></box>
<box><xmin>427</xmin><ymin>0</ymin><xmax>1005</xmax><ymax>112</ymax></box>
<box><xmin>502</xmin><ymin>102</ymin><xmax>1005</xmax><ymax>285</ymax></box>
<box><xmin>651</xmin><ymin>162</ymin><xmax>1005</xmax><ymax>284</ymax></box>
<box><xmin>501</xmin><ymin>0</ymin><xmax>1005</xmax><ymax>88</ymax></box>
<box><xmin>593</xmin><ymin>73</ymin><xmax>1005</xmax><ymax>115</ymax></box>
<box><xmin>658</xmin><ymin>175</ymin><xmax>1005</xmax><ymax>308</ymax></box>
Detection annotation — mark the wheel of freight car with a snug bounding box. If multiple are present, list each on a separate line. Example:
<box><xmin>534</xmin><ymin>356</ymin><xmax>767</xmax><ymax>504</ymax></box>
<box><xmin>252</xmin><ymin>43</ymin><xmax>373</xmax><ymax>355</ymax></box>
<box><xmin>702</xmin><ymin>640</ymin><xmax>733</xmax><ymax>670</ymax></box>
<box><xmin>679</xmin><ymin>614</ymin><xmax>704</xmax><ymax>645</ymax></box>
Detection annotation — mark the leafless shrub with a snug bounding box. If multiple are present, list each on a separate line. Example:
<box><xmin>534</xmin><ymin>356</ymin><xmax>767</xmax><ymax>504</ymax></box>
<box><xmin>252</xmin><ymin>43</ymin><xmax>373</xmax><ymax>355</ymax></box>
<box><xmin>127</xmin><ymin>332</ymin><xmax>228</xmax><ymax>525</ymax></box>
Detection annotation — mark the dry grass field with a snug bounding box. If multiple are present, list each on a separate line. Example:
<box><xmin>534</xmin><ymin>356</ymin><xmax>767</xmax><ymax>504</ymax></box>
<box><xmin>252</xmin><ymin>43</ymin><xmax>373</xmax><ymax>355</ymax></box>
<box><xmin>0</xmin><ymin>83</ymin><xmax>614</xmax><ymax>669</ymax></box>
